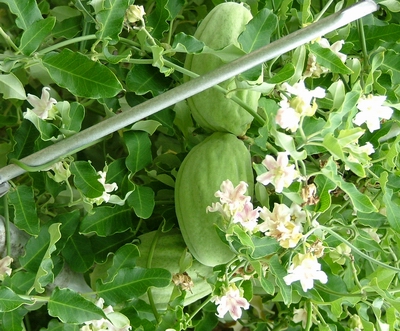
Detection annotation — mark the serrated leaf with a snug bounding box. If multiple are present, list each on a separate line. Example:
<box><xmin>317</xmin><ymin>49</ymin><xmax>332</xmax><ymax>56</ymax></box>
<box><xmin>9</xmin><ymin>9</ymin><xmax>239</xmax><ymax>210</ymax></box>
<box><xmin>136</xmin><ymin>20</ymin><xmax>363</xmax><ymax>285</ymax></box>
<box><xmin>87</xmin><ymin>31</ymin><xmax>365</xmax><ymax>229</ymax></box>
<box><xmin>62</xmin><ymin>233</ymin><xmax>94</xmax><ymax>273</ymax></box>
<box><xmin>42</xmin><ymin>49</ymin><xmax>122</xmax><ymax>99</ymax></box>
<box><xmin>269</xmin><ymin>255</ymin><xmax>292</xmax><ymax>305</ymax></box>
<box><xmin>0</xmin><ymin>287</ymin><xmax>34</xmax><ymax>312</ymax></box>
<box><xmin>127</xmin><ymin>185</ymin><xmax>155</xmax><ymax>219</ymax></box>
<box><xmin>48</xmin><ymin>288</ymin><xmax>106</xmax><ymax>324</ymax></box>
<box><xmin>126</xmin><ymin>64</ymin><xmax>171</xmax><ymax>96</ymax></box>
<box><xmin>8</xmin><ymin>185</ymin><xmax>40</xmax><ymax>236</ymax></box>
<box><xmin>19</xmin><ymin>17</ymin><xmax>56</xmax><ymax>55</ymax></box>
<box><xmin>70</xmin><ymin>161</ymin><xmax>104</xmax><ymax>199</ymax></box>
<box><xmin>96</xmin><ymin>267</ymin><xmax>171</xmax><ymax>305</ymax></box>
<box><xmin>95</xmin><ymin>0</ymin><xmax>129</xmax><ymax>41</ymax></box>
<box><xmin>381</xmin><ymin>49</ymin><xmax>400</xmax><ymax>86</ymax></box>
<box><xmin>0</xmin><ymin>73</ymin><xmax>26</xmax><ymax>100</ymax></box>
<box><xmin>105</xmin><ymin>244</ymin><xmax>139</xmax><ymax>282</ymax></box>
<box><xmin>147</xmin><ymin>0</ymin><xmax>169</xmax><ymax>39</ymax></box>
<box><xmin>309</xmin><ymin>42</ymin><xmax>352</xmax><ymax>74</ymax></box>
<box><xmin>124</xmin><ymin>131</ymin><xmax>152</xmax><ymax>174</ymax></box>
<box><xmin>321</xmin><ymin>158</ymin><xmax>377</xmax><ymax>213</ymax></box>
<box><xmin>80</xmin><ymin>205</ymin><xmax>132</xmax><ymax>236</ymax></box>
<box><xmin>34</xmin><ymin>223</ymin><xmax>62</xmax><ymax>293</ymax></box>
<box><xmin>0</xmin><ymin>0</ymin><xmax>42</xmax><ymax>30</ymax></box>
<box><xmin>239</xmin><ymin>8</ymin><xmax>278</xmax><ymax>53</ymax></box>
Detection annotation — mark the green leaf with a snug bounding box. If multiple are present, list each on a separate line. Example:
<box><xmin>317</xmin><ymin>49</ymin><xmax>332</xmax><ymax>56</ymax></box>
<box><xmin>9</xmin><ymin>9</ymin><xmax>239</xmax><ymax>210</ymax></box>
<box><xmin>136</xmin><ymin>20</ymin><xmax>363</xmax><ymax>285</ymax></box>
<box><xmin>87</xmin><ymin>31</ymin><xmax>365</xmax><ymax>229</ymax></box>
<box><xmin>266</xmin><ymin>63</ymin><xmax>295</xmax><ymax>84</ymax></box>
<box><xmin>239</xmin><ymin>8</ymin><xmax>278</xmax><ymax>52</ymax></box>
<box><xmin>309</xmin><ymin>42</ymin><xmax>352</xmax><ymax>74</ymax></box>
<box><xmin>165</xmin><ymin>0</ymin><xmax>184</xmax><ymax>19</ymax></box>
<box><xmin>42</xmin><ymin>49</ymin><xmax>122</xmax><ymax>99</ymax></box>
<box><xmin>0</xmin><ymin>73</ymin><xmax>26</xmax><ymax>100</ymax></box>
<box><xmin>70</xmin><ymin>161</ymin><xmax>104</xmax><ymax>199</ymax></box>
<box><xmin>0</xmin><ymin>0</ymin><xmax>42</xmax><ymax>30</ymax></box>
<box><xmin>62</xmin><ymin>233</ymin><xmax>94</xmax><ymax>273</ymax></box>
<box><xmin>7</xmin><ymin>120</ymin><xmax>40</xmax><ymax>160</ymax></box>
<box><xmin>0</xmin><ymin>288</ymin><xmax>33</xmax><ymax>313</ymax></box>
<box><xmin>272</xmin><ymin>128</ymin><xmax>307</xmax><ymax>161</ymax></box>
<box><xmin>95</xmin><ymin>0</ymin><xmax>129</xmax><ymax>41</ymax></box>
<box><xmin>314</xmin><ymin>174</ymin><xmax>336</xmax><ymax>213</ymax></box>
<box><xmin>8</xmin><ymin>185</ymin><xmax>40</xmax><ymax>236</ymax></box>
<box><xmin>128</xmin><ymin>186</ymin><xmax>155</xmax><ymax>219</ymax></box>
<box><xmin>58</xmin><ymin>102</ymin><xmax>85</xmax><ymax>136</ymax></box>
<box><xmin>147</xmin><ymin>0</ymin><xmax>169</xmax><ymax>39</ymax></box>
<box><xmin>251</xmin><ymin>236</ymin><xmax>281</xmax><ymax>259</ymax></box>
<box><xmin>269</xmin><ymin>255</ymin><xmax>292</xmax><ymax>305</ymax></box>
<box><xmin>381</xmin><ymin>49</ymin><xmax>400</xmax><ymax>86</ymax></box>
<box><xmin>124</xmin><ymin>131</ymin><xmax>152</xmax><ymax>174</ymax></box>
<box><xmin>1</xmin><ymin>308</ymin><xmax>27</xmax><ymax>331</ymax></box>
<box><xmin>96</xmin><ymin>267</ymin><xmax>171</xmax><ymax>305</ymax></box>
<box><xmin>33</xmin><ymin>223</ymin><xmax>62</xmax><ymax>293</ymax></box>
<box><xmin>48</xmin><ymin>288</ymin><xmax>106</xmax><ymax>324</ymax></box>
<box><xmin>23</xmin><ymin>111</ymin><xmax>59</xmax><ymax>141</ymax></box>
<box><xmin>80</xmin><ymin>205</ymin><xmax>133</xmax><ymax>236</ymax></box>
<box><xmin>382</xmin><ymin>186</ymin><xmax>400</xmax><ymax>233</ymax></box>
<box><xmin>170</xmin><ymin>32</ymin><xmax>204</xmax><ymax>54</ymax></box>
<box><xmin>321</xmin><ymin>158</ymin><xmax>377</xmax><ymax>213</ymax></box>
<box><xmin>126</xmin><ymin>64</ymin><xmax>171</xmax><ymax>96</ymax></box>
<box><xmin>105</xmin><ymin>244</ymin><xmax>139</xmax><ymax>282</ymax></box>
<box><xmin>19</xmin><ymin>17</ymin><xmax>56</xmax><ymax>55</ymax></box>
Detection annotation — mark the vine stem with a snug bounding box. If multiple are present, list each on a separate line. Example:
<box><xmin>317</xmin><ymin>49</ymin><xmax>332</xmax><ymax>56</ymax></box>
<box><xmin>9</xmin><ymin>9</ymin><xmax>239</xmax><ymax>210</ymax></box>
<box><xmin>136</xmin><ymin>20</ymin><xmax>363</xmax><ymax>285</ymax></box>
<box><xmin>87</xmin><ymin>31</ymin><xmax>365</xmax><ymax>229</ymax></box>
<box><xmin>320</xmin><ymin>225</ymin><xmax>400</xmax><ymax>272</ymax></box>
<box><xmin>0</xmin><ymin>0</ymin><xmax>379</xmax><ymax>184</ymax></box>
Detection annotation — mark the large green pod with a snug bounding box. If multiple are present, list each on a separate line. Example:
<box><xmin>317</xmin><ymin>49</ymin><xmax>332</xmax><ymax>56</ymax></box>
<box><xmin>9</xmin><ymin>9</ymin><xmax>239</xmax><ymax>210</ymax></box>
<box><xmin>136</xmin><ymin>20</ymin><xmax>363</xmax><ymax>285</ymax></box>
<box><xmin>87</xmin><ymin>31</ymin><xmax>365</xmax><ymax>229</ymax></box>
<box><xmin>175</xmin><ymin>132</ymin><xmax>254</xmax><ymax>266</ymax></box>
<box><xmin>136</xmin><ymin>229</ymin><xmax>213</xmax><ymax>310</ymax></box>
<box><xmin>184</xmin><ymin>2</ymin><xmax>261</xmax><ymax>136</ymax></box>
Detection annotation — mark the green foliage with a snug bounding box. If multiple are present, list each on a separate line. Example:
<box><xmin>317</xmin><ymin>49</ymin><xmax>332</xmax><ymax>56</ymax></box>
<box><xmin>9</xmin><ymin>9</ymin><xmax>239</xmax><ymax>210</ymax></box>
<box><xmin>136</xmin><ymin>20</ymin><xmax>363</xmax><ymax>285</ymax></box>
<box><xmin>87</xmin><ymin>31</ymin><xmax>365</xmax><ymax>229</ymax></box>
<box><xmin>0</xmin><ymin>0</ymin><xmax>400</xmax><ymax>330</ymax></box>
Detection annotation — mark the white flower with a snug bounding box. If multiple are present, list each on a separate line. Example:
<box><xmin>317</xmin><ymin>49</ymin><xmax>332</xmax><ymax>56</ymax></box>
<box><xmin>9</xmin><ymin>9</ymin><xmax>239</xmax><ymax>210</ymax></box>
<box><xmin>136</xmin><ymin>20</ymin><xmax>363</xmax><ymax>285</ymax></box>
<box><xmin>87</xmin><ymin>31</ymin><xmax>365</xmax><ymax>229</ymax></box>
<box><xmin>257</xmin><ymin>203</ymin><xmax>305</xmax><ymax>248</ymax></box>
<box><xmin>125</xmin><ymin>5</ymin><xmax>146</xmax><ymax>24</ymax></box>
<box><xmin>232</xmin><ymin>201</ymin><xmax>261</xmax><ymax>232</ymax></box>
<box><xmin>46</xmin><ymin>160</ymin><xmax>71</xmax><ymax>183</ymax></box>
<box><xmin>91</xmin><ymin>171</ymin><xmax>118</xmax><ymax>205</ymax></box>
<box><xmin>275</xmin><ymin>97</ymin><xmax>301</xmax><ymax>132</ymax></box>
<box><xmin>213</xmin><ymin>285</ymin><xmax>250</xmax><ymax>321</ymax></box>
<box><xmin>281</xmin><ymin>80</ymin><xmax>326</xmax><ymax>116</ymax></box>
<box><xmin>0</xmin><ymin>256</ymin><xmax>13</xmax><ymax>281</ymax></box>
<box><xmin>283</xmin><ymin>253</ymin><xmax>328</xmax><ymax>292</ymax></box>
<box><xmin>25</xmin><ymin>87</ymin><xmax>57</xmax><ymax>120</ymax></box>
<box><xmin>81</xmin><ymin>298</ymin><xmax>131</xmax><ymax>331</ymax></box>
<box><xmin>293</xmin><ymin>308</ymin><xmax>308</xmax><ymax>328</ymax></box>
<box><xmin>256</xmin><ymin>152</ymin><xmax>299</xmax><ymax>193</ymax></box>
<box><xmin>353</xmin><ymin>95</ymin><xmax>393</xmax><ymax>132</ymax></box>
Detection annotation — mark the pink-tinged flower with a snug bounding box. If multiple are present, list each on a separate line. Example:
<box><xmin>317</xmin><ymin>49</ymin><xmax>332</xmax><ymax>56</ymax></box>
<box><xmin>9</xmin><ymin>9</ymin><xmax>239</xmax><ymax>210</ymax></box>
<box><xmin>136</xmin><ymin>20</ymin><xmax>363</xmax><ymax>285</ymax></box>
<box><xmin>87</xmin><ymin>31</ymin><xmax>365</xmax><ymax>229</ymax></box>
<box><xmin>0</xmin><ymin>256</ymin><xmax>13</xmax><ymax>281</ymax></box>
<box><xmin>353</xmin><ymin>95</ymin><xmax>393</xmax><ymax>132</ymax></box>
<box><xmin>232</xmin><ymin>201</ymin><xmax>261</xmax><ymax>232</ymax></box>
<box><xmin>25</xmin><ymin>87</ymin><xmax>57</xmax><ymax>120</ymax></box>
<box><xmin>257</xmin><ymin>203</ymin><xmax>305</xmax><ymax>248</ymax></box>
<box><xmin>207</xmin><ymin>180</ymin><xmax>250</xmax><ymax>220</ymax></box>
<box><xmin>256</xmin><ymin>153</ymin><xmax>299</xmax><ymax>193</ymax></box>
<box><xmin>213</xmin><ymin>285</ymin><xmax>250</xmax><ymax>321</ymax></box>
<box><xmin>283</xmin><ymin>253</ymin><xmax>328</xmax><ymax>292</ymax></box>
<box><xmin>276</xmin><ymin>98</ymin><xmax>301</xmax><ymax>132</ymax></box>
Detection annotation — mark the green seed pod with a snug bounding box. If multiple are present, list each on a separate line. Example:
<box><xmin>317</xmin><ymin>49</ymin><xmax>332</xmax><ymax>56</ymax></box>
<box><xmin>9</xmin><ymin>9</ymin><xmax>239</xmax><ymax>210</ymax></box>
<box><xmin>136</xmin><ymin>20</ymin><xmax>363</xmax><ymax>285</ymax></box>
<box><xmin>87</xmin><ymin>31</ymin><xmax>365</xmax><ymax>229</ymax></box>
<box><xmin>184</xmin><ymin>2</ymin><xmax>261</xmax><ymax>136</ymax></box>
<box><xmin>136</xmin><ymin>229</ymin><xmax>213</xmax><ymax>310</ymax></box>
<box><xmin>175</xmin><ymin>132</ymin><xmax>254</xmax><ymax>266</ymax></box>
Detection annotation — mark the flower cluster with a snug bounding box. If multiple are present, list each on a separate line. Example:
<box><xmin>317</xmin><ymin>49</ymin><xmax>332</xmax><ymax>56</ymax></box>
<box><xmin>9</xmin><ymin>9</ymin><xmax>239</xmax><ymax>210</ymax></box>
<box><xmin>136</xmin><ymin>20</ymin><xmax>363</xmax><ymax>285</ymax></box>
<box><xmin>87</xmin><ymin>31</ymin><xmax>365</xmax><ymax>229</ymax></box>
<box><xmin>276</xmin><ymin>80</ymin><xmax>325</xmax><ymax>132</ymax></box>
<box><xmin>257</xmin><ymin>203</ymin><xmax>306</xmax><ymax>248</ymax></box>
<box><xmin>207</xmin><ymin>180</ymin><xmax>261</xmax><ymax>232</ymax></box>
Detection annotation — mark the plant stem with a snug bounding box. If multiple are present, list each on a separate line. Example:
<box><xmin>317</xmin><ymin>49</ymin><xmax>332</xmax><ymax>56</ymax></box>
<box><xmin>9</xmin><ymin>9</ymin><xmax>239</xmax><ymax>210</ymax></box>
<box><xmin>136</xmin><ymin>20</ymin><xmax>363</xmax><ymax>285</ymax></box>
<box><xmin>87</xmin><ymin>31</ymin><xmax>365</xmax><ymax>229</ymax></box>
<box><xmin>3</xmin><ymin>195</ymin><xmax>11</xmax><ymax>256</ymax></box>
<box><xmin>37</xmin><ymin>35</ymin><xmax>98</xmax><ymax>55</ymax></box>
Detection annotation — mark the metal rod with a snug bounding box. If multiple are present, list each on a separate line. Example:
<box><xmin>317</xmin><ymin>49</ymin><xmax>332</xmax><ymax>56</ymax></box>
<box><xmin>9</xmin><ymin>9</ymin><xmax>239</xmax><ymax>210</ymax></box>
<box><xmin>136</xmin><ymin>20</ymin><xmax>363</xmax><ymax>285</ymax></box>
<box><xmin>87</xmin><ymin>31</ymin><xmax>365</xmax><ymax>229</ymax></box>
<box><xmin>0</xmin><ymin>0</ymin><xmax>379</xmax><ymax>184</ymax></box>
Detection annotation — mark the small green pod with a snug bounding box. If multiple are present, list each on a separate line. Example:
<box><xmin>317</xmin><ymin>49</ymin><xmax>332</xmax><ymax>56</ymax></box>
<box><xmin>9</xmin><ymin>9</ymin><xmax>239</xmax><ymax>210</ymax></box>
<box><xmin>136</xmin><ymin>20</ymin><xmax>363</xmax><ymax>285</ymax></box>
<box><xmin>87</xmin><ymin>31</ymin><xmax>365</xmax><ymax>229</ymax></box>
<box><xmin>175</xmin><ymin>132</ymin><xmax>254</xmax><ymax>266</ymax></box>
